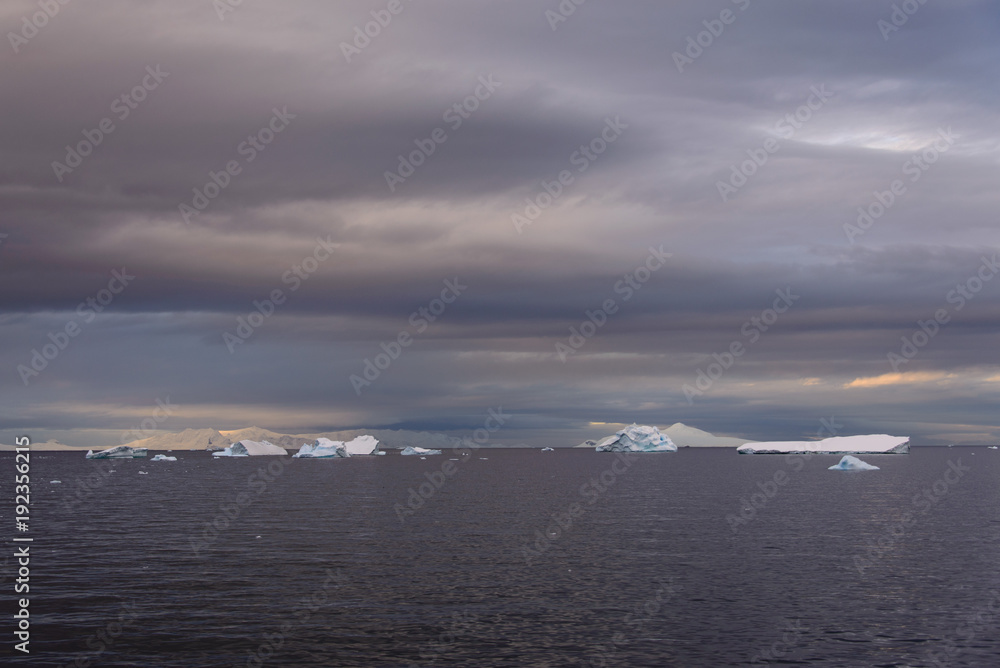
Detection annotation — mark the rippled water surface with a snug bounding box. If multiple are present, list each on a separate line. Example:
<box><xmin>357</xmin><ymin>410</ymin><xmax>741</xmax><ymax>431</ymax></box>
<box><xmin>3</xmin><ymin>447</ymin><xmax>999</xmax><ymax>667</ymax></box>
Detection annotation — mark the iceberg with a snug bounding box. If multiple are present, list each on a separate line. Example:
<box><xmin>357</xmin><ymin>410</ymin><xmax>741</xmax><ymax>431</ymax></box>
<box><xmin>737</xmin><ymin>434</ymin><xmax>909</xmax><ymax>455</ymax></box>
<box><xmin>86</xmin><ymin>445</ymin><xmax>148</xmax><ymax>459</ymax></box>
<box><xmin>344</xmin><ymin>435</ymin><xmax>381</xmax><ymax>455</ymax></box>
<box><xmin>294</xmin><ymin>438</ymin><xmax>349</xmax><ymax>458</ymax></box>
<box><xmin>293</xmin><ymin>435</ymin><xmax>380</xmax><ymax>457</ymax></box>
<box><xmin>829</xmin><ymin>455</ymin><xmax>880</xmax><ymax>471</ymax></box>
<box><xmin>541</xmin><ymin>447</ymin><xmax>555</xmax><ymax>452</ymax></box>
<box><xmin>212</xmin><ymin>440</ymin><xmax>288</xmax><ymax>457</ymax></box>
<box><xmin>150</xmin><ymin>454</ymin><xmax>177</xmax><ymax>462</ymax></box>
<box><xmin>401</xmin><ymin>446</ymin><xmax>442</xmax><ymax>456</ymax></box>
<box><xmin>595</xmin><ymin>424</ymin><xmax>677</xmax><ymax>453</ymax></box>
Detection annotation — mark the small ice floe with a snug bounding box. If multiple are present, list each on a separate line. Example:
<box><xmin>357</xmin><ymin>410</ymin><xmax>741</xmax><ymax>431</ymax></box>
<box><xmin>420</xmin><ymin>457</ymin><xmax>426</xmax><ymax>460</ymax></box>
<box><xmin>828</xmin><ymin>455</ymin><xmax>879</xmax><ymax>471</ymax></box>
<box><xmin>541</xmin><ymin>447</ymin><xmax>555</xmax><ymax>452</ymax></box>
<box><xmin>50</xmin><ymin>480</ymin><xmax>62</xmax><ymax>484</ymax></box>
<box><xmin>479</xmin><ymin>457</ymin><xmax>488</xmax><ymax>460</ymax></box>
<box><xmin>151</xmin><ymin>454</ymin><xmax>177</xmax><ymax>462</ymax></box>
<box><xmin>449</xmin><ymin>458</ymin><xmax>460</xmax><ymax>461</ymax></box>
<box><xmin>138</xmin><ymin>471</ymin><xmax>148</xmax><ymax>475</ymax></box>
<box><xmin>990</xmin><ymin>446</ymin><xmax>998</xmax><ymax>450</ymax></box>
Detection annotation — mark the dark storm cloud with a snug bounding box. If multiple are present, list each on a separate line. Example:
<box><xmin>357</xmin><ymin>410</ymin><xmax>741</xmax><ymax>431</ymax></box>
<box><xmin>2</xmin><ymin>0</ymin><xmax>999</xmax><ymax>446</ymax></box>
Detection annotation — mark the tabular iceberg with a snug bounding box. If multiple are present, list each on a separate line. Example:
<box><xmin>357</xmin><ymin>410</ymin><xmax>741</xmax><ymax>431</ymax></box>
<box><xmin>150</xmin><ymin>454</ymin><xmax>177</xmax><ymax>462</ymax></box>
<box><xmin>294</xmin><ymin>438</ymin><xmax>349</xmax><ymax>458</ymax></box>
<box><xmin>595</xmin><ymin>424</ymin><xmax>677</xmax><ymax>453</ymax></box>
<box><xmin>212</xmin><ymin>440</ymin><xmax>288</xmax><ymax>457</ymax></box>
<box><xmin>829</xmin><ymin>455</ymin><xmax>880</xmax><ymax>471</ymax></box>
<box><xmin>401</xmin><ymin>446</ymin><xmax>442</xmax><ymax>456</ymax></box>
<box><xmin>86</xmin><ymin>445</ymin><xmax>148</xmax><ymax>459</ymax></box>
<box><xmin>737</xmin><ymin>434</ymin><xmax>909</xmax><ymax>455</ymax></box>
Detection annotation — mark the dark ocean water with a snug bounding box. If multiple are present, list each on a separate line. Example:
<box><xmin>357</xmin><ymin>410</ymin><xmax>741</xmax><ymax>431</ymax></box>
<box><xmin>2</xmin><ymin>447</ymin><xmax>999</xmax><ymax>667</ymax></box>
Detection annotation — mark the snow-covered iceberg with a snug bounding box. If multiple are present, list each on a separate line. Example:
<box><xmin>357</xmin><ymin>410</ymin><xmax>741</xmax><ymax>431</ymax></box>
<box><xmin>150</xmin><ymin>454</ymin><xmax>177</xmax><ymax>462</ymax></box>
<box><xmin>595</xmin><ymin>424</ymin><xmax>677</xmax><ymax>453</ymax></box>
<box><xmin>86</xmin><ymin>445</ymin><xmax>148</xmax><ymax>459</ymax></box>
<box><xmin>738</xmin><ymin>434</ymin><xmax>909</xmax><ymax>455</ymax></box>
<box><xmin>401</xmin><ymin>446</ymin><xmax>442</xmax><ymax>456</ymax></box>
<box><xmin>294</xmin><ymin>438</ymin><xmax>350</xmax><ymax>458</ymax></box>
<box><xmin>212</xmin><ymin>440</ymin><xmax>288</xmax><ymax>457</ymax></box>
<box><xmin>344</xmin><ymin>435</ymin><xmax>381</xmax><ymax>455</ymax></box>
<box><xmin>829</xmin><ymin>455</ymin><xmax>880</xmax><ymax>471</ymax></box>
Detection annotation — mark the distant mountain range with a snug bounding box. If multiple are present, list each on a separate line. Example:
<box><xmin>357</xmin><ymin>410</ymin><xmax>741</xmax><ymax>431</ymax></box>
<box><xmin>1</xmin><ymin>422</ymin><xmax>754</xmax><ymax>451</ymax></box>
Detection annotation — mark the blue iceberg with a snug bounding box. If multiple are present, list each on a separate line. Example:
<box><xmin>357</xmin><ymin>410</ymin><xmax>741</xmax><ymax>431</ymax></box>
<box><xmin>828</xmin><ymin>455</ymin><xmax>879</xmax><ymax>471</ymax></box>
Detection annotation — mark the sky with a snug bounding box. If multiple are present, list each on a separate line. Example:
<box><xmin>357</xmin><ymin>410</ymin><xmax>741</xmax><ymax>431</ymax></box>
<box><xmin>1</xmin><ymin>0</ymin><xmax>999</xmax><ymax>447</ymax></box>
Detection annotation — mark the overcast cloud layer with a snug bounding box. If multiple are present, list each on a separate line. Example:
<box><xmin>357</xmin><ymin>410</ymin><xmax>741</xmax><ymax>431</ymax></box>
<box><xmin>2</xmin><ymin>0</ymin><xmax>999</xmax><ymax>447</ymax></box>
